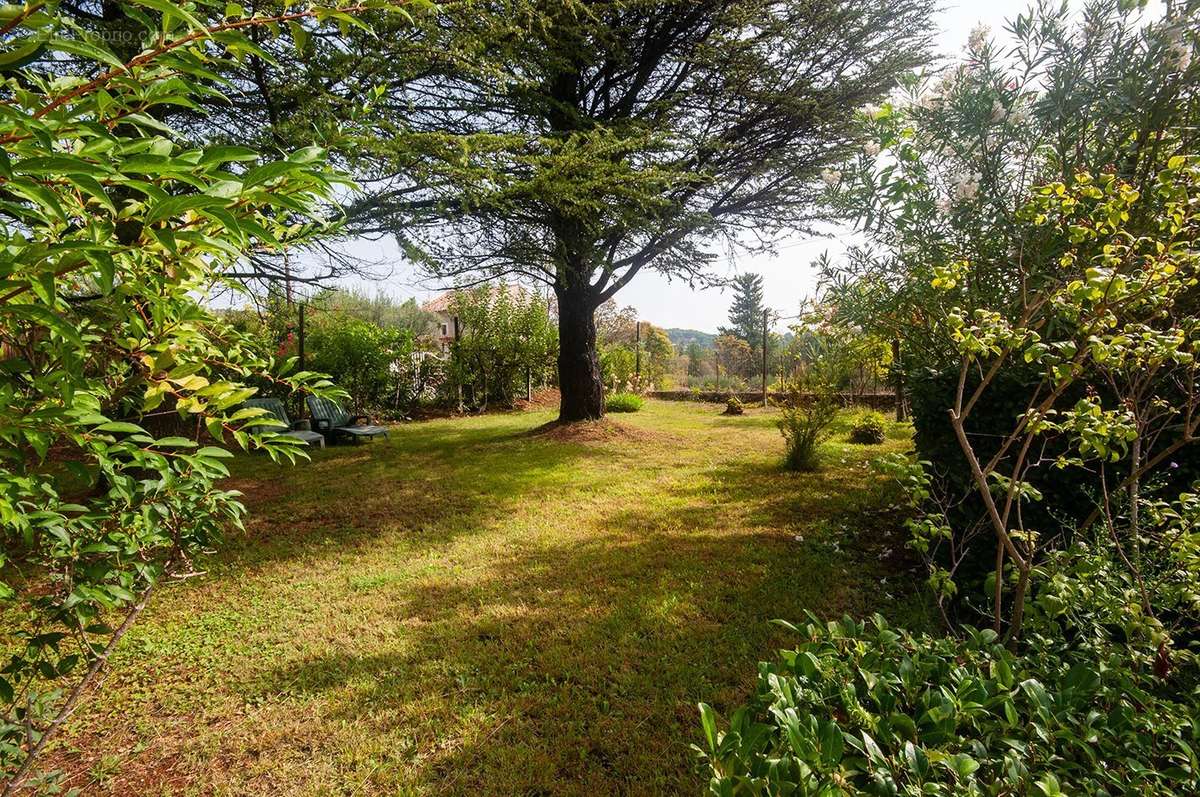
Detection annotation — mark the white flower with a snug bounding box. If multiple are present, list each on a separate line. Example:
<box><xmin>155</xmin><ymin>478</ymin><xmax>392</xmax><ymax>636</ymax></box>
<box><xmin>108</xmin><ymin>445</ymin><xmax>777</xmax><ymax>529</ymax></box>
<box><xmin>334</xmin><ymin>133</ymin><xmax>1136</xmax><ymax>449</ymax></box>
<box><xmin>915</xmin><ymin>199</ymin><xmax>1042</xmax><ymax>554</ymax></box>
<box><xmin>860</xmin><ymin>103</ymin><xmax>881</xmax><ymax>118</ymax></box>
<box><xmin>1009</xmin><ymin>105</ymin><xmax>1030</xmax><ymax>126</ymax></box>
<box><xmin>950</xmin><ymin>170</ymin><xmax>981</xmax><ymax>203</ymax></box>
<box><xmin>1175</xmin><ymin>47</ymin><xmax>1193</xmax><ymax>71</ymax></box>
<box><xmin>936</xmin><ymin>63</ymin><xmax>971</xmax><ymax>97</ymax></box>
<box><xmin>990</xmin><ymin>99</ymin><xmax>1006</xmax><ymax>123</ymax></box>
<box><xmin>967</xmin><ymin>23</ymin><xmax>991</xmax><ymax>55</ymax></box>
<box><xmin>917</xmin><ymin>91</ymin><xmax>941</xmax><ymax>110</ymax></box>
<box><xmin>1163</xmin><ymin>20</ymin><xmax>1193</xmax><ymax>72</ymax></box>
<box><xmin>936</xmin><ymin>196</ymin><xmax>952</xmax><ymax>214</ymax></box>
<box><xmin>1171</xmin><ymin>37</ymin><xmax>1193</xmax><ymax>71</ymax></box>
<box><xmin>863</xmin><ymin>141</ymin><xmax>881</xmax><ymax>157</ymax></box>
<box><xmin>820</xmin><ymin>168</ymin><xmax>842</xmax><ymax>187</ymax></box>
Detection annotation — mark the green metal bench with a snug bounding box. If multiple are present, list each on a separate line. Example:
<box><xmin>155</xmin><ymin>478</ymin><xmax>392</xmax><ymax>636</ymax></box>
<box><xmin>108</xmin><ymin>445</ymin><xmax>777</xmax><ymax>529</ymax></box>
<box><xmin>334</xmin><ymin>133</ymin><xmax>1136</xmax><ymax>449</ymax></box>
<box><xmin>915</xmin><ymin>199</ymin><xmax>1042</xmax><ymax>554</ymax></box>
<box><xmin>305</xmin><ymin>396</ymin><xmax>388</xmax><ymax>443</ymax></box>
<box><xmin>244</xmin><ymin>398</ymin><xmax>325</xmax><ymax>448</ymax></box>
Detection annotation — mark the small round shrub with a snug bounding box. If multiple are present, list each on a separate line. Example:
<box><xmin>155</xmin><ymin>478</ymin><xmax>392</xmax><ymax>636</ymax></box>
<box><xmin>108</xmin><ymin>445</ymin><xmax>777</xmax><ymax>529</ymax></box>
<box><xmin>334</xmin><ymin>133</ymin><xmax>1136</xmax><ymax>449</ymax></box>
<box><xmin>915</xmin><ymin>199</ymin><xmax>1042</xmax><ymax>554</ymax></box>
<box><xmin>605</xmin><ymin>392</ymin><xmax>644</xmax><ymax>413</ymax></box>
<box><xmin>848</xmin><ymin>410</ymin><xmax>886</xmax><ymax>444</ymax></box>
<box><xmin>723</xmin><ymin>396</ymin><xmax>744</xmax><ymax>415</ymax></box>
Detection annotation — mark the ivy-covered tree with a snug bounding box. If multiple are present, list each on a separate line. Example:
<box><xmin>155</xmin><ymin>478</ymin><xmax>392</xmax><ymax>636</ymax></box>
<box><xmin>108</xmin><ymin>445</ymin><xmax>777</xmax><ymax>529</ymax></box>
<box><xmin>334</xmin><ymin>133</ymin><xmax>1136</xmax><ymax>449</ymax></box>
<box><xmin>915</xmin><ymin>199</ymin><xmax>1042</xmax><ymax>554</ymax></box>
<box><xmin>353</xmin><ymin>0</ymin><xmax>935</xmax><ymax>421</ymax></box>
<box><xmin>0</xmin><ymin>1</ymin><xmax>393</xmax><ymax>790</ymax></box>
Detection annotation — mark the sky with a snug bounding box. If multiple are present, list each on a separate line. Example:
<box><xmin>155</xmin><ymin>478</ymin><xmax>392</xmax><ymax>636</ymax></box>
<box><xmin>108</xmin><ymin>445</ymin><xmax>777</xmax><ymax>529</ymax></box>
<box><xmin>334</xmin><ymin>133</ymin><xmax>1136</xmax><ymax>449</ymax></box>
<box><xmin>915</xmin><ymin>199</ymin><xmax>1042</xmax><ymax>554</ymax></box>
<box><xmin>323</xmin><ymin>1</ymin><xmax>1122</xmax><ymax>333</ymax></box>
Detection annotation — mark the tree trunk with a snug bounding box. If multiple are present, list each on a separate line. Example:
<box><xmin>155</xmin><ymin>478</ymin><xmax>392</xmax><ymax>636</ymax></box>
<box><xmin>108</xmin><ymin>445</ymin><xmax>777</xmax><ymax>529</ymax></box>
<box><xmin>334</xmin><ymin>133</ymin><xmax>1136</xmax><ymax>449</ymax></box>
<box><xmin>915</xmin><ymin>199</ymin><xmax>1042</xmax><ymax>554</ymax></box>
<box><xmin>892</xmin><ymin>338</ymin><xmax>907</xmax><ymax>422</ymax></box>
<box><xmin>556</xmin><ymin>286</ymin><xmax>604</xmax><ymax>422</ymax></box>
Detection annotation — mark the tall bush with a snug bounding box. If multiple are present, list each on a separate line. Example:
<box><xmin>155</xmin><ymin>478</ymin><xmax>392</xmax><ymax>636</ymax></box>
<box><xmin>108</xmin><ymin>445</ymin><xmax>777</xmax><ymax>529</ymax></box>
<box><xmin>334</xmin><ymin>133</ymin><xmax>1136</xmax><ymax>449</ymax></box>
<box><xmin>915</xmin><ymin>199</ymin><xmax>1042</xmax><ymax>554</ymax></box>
<box><xmin>777</xmin><ymin>321</ymin><xmax>851</xmax><ymax>471</ymax></box>
<box><xmin>0</xmin><ymin>1</ymin><xmax>388</xmax><ymax>789</ymax></box>
<box><xmin>703</xmin><ymin>5</ymin><xmax>1200</xmax><ymax>791</ymax></box>
<box><xmin>449</xmin><ymin>286</ymin><xmax>556</xmax><ymax>408</ymax></box>
<box><xmin>307</xmin><ymin>317</ymin><xmax>410</xmax><ymax>413</ymax></box>
<box><xmin>600</xmin><ymin>344</ymin><xmax>638</xmax><ymax>392</ymax></box>
<box><xmin>821</xmin><ymin>2</ymin><xmax>1200</xmax><ymax>636</ymax></box>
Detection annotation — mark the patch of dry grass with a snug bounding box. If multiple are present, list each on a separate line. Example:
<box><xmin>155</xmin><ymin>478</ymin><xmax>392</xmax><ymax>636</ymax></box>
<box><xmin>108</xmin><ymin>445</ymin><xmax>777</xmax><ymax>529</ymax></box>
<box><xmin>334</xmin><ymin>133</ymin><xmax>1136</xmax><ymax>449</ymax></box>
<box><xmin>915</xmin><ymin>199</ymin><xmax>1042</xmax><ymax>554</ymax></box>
<box><xmin>45</xmin><ymin>400</ymin><xmax>926</xmax><ymax>796</ymax></box>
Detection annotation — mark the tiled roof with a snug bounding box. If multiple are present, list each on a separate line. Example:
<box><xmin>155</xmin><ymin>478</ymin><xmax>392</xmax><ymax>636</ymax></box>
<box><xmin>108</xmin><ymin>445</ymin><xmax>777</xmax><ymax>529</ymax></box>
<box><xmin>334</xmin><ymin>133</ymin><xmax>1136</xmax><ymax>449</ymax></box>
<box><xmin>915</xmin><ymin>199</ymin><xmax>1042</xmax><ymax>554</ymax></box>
<box><xmin>421</xmin><ymin>293</ymin><xmax>454</xmax><ymax>313</ymax></box>
<box><xmin>421</xmin><ymin>283</ymin><xmax>539</xmax><ymax>315</ymax></box>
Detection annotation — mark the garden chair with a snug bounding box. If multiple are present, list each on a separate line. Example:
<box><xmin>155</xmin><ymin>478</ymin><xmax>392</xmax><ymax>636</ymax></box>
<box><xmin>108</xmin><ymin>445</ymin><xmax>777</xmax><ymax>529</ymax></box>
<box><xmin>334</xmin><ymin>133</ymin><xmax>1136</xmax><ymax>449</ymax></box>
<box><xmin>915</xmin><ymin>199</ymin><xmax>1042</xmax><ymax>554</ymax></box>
<box><xmin>244</xmin><ymin>398</ymin><xmax>325</xmax><ymax>448</ymax></box>
<box><xmin>305</xmin><ymin>396</ymin><xmax>389</xmax><ymax>443</ymax></box>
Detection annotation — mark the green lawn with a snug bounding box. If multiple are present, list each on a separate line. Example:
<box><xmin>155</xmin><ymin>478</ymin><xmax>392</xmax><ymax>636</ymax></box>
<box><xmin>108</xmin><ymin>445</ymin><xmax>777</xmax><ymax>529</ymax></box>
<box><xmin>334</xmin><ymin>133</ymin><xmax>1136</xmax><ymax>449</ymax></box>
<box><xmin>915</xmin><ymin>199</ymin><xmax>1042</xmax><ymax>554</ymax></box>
<box><xmin>51</xmin><ymin>400</ymin><xmax>925</xmax><ymax>796</ymax></box>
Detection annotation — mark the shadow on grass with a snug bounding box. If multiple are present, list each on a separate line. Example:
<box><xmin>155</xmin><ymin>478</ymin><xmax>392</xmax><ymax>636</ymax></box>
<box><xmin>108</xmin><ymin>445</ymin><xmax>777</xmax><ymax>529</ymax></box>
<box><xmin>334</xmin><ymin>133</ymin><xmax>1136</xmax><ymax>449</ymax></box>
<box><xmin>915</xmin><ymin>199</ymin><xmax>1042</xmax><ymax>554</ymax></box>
<box><xmin>54</xmin><ymin>407</ymin><xmax>925</xmax><ymax>796</ymax></box>
<box><xmin>247</xmin><ymin>453</ymin><xmax>922</xmax><ymax>794</ymax></box>
<box><xmin>215</xmin><ymin>413</ymin><xmax>602</xmax><ymax>570</ymax></box>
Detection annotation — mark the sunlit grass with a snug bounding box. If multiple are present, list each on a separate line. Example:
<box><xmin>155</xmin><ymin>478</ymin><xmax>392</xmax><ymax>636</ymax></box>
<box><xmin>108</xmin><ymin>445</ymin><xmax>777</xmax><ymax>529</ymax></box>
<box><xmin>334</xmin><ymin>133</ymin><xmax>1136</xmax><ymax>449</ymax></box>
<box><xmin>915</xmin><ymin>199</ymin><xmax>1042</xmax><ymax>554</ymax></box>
<box><xmin>50</xmin><ymin>400</ymin><xmax>927</xmax><ymax>796</ymax></box>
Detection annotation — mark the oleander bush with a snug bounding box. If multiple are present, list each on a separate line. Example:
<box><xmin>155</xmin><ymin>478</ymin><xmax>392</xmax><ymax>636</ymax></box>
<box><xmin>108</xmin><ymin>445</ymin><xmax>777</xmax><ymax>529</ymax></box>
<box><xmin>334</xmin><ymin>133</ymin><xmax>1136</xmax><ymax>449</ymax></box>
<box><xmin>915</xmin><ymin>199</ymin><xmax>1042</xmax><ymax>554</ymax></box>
<box><xmin>605</xmin><ymin>392</ymin><xmax>644</xmax><ymax>413</ymax></box>
<box><xmin>704</xmin><ymin>5</ymin><xmax>1200</xmax><ymax>794</ymax></box>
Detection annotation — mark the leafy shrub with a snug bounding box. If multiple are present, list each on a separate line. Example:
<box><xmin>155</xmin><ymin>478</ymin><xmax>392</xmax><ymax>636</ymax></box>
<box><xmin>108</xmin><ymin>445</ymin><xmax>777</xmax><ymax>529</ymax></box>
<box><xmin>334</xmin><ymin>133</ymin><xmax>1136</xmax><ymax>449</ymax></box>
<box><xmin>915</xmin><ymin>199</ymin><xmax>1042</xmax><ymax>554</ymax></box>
<box><xmin>606</xmin><ymin>392</ymin><xmax>644</xmax><ymax>413</ymax></box>
<box><xmin>724</xmin><ymin>396</ymin><xmax>745</xmax><ymax>415</ymax></box>
<box><xmin>449</xmin><ymin>285</ymin><xmax>557</xmax><ymax>409</ymax></box>
<box><xmin>819</xmin><ymin>0</ymin><xmax>1200</xmax><ymax>642</ymax></box>
<box><xmin>848</xmin><ymin>410</ymin><xmax>886</xmax><ymax>444</ymax></box>
<box><xmin>0</xmin><ymin>2</ymin><xmax>356</xmax><ymax>788</ymax></box>
<box><xmin>778</xmin><ymin>397</ymin><xmax>838</xmax><ymax>471</ymax></box>
<box><xmin>776</xmin><ymin>314</ymin><xmax>857</xmax><ymax>471</ymax></box>
<box><xmin>308</xmin><ymin>317</ymin><xmax>404</xmax><ymax>413</ymax></box>
<box><xmin>697</xmin><ymin>609</ymin><xmax>1200</xmax><ymax>797</ymax></box>
<box><xmin>600</xmin><ymin>344</ymin><xmax>638</xmax><ymax>392</ymax></box>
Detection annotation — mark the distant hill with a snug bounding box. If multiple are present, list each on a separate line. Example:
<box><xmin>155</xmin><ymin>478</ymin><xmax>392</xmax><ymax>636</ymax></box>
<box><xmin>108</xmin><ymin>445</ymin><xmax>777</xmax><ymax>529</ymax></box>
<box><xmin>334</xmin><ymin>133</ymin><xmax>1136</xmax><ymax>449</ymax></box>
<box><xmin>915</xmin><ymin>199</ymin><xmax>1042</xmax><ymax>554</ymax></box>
<box><xmin>665</xmin><ymin>328</ymin><xmax>717</xmax><ymax>348</ymax></box>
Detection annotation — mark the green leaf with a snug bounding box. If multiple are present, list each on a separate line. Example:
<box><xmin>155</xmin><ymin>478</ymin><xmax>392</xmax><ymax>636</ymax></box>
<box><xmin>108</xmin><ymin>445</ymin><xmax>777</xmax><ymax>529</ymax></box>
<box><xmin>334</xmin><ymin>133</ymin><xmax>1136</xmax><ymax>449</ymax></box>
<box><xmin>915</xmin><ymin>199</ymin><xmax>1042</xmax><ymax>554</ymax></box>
<box><xmin>0</xmin><ymin>37</ymin><xmax>47</xmax><ymax>71</ymax></box>
<box><xmin>196</xmin><ymin>446</ymin><xmax>234</xmax><ymax>459</ymax></box>
<box><xmin>818</xmin><ymin>720</ymin><xmax>844</xmax><ymax>768</ymax></box>
<box><xmin>950</xmin><ymin>753</ymin><xmax>979</xmax><ymax>780</ymax></box>
<box><xmin>145</xmin><ymin>194</ymin><xmax>227</xmax><ymax>225</ymax></box>
<box><xmin>67</xmin><ymin>173</ymin><xmax>117</xmax><ymax>213</ymax></box>
<box><xmin>2</xmin><ymin>303</ymin><xmax>82</xmax><ymax>347</ymax></box>
<box><xmin>288</xmin><ymin>20</ymin><xmax>310</xmax><ymax>54</ymax></box>
<box><xmin>49</xmin><ymin>36</ymin><xmax>125</xmax><ymax>68</ymax></box>
<box><xmin>241</xmin><ymin>160</ymin><xmax>302</xmax><ymax>189</ymax></box>
<box><xmin>153</xmin><ymin>436</ymin><xmax>198</xmax><ymax>448</ymax></box>
<box><xmin>1034</xmin><ymin>773</ymin><xmax>1062</xmax><ymax>796</ymax></box>
<box><xmin>198</xmin><ymin>145</ymin><xmax>261</xmax><ymax>167</ymax></box>
<box><xmin>130</xmin><ymin>0</ymin><xmax>206</xmax><ymax>30</ymax></box>
<box><xmin>699</xmin><ymin>703</ymin><xmax>718</xmax><ymax>752</ymax></box>
<box><xmin>903</xmin><ymin>741</ymin><xmax>928</xmax><ymax>779</ymax></box>
<box><xmin>95</xmin><ymin>421</ymin><xmax>147</xmax><ymax>434</ymax></box>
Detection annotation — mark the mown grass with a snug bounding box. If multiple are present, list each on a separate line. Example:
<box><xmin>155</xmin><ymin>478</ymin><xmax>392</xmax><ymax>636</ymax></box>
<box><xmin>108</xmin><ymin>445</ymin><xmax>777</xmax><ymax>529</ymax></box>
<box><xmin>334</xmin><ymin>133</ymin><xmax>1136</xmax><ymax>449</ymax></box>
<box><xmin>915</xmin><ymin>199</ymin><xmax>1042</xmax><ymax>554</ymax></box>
<box><xmin>50</xmin><ymin>400</ymin><xmax>927</xmax><ymax>796</ymax></box>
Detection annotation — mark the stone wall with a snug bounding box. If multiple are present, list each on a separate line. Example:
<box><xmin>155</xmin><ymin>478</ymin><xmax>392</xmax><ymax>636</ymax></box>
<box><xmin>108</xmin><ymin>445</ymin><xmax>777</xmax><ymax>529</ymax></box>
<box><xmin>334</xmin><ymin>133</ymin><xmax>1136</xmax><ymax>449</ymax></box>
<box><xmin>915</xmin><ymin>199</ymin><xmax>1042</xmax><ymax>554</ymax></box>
<box><xmin>647</xmin><ymin>390</ymin><xmax>897</xmax><ymax>411</ymax></box>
